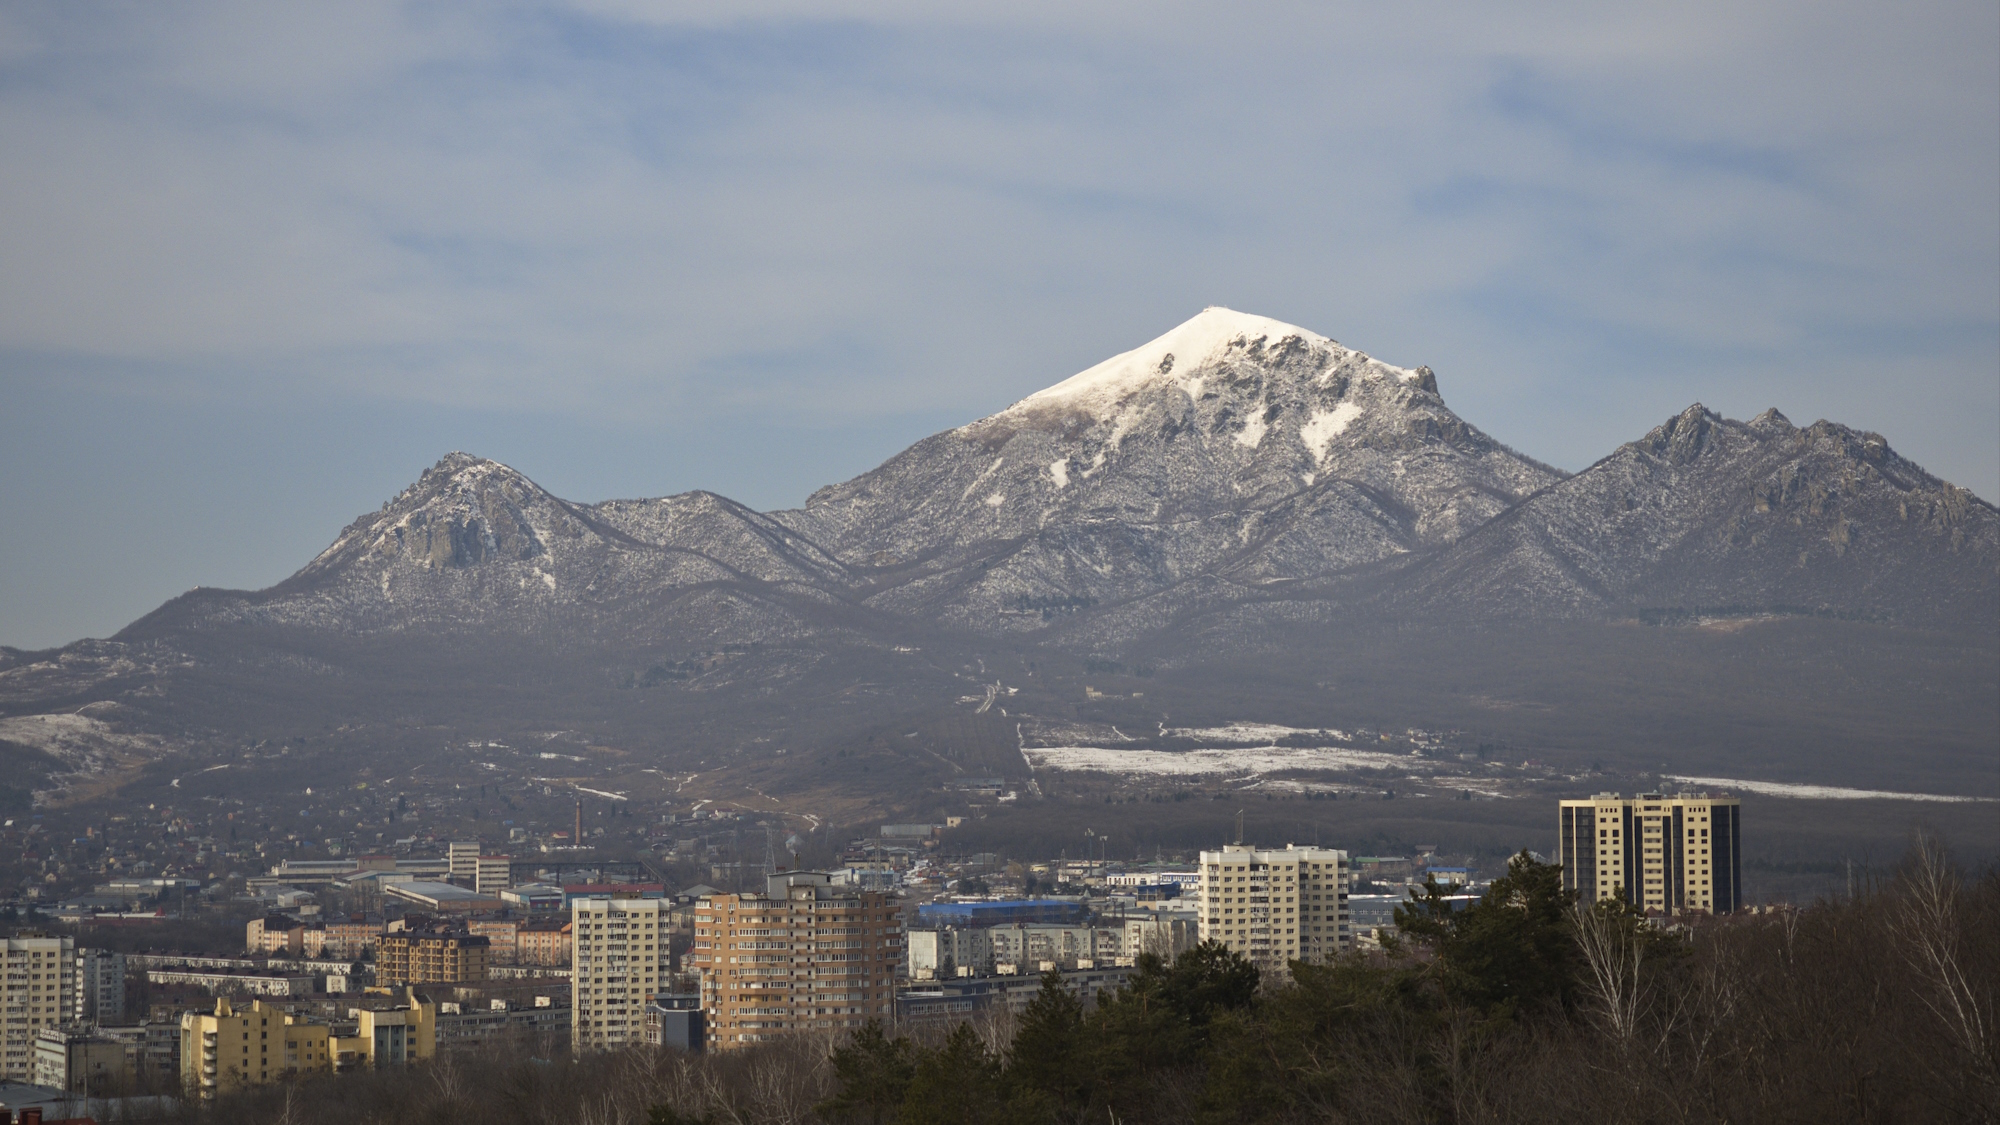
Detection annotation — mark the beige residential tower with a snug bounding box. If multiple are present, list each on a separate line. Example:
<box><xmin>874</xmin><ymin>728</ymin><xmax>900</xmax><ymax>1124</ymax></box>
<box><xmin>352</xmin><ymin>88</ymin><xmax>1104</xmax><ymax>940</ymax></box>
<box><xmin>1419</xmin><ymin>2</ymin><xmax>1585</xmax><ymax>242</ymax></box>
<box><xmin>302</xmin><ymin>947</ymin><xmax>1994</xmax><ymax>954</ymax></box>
<box><xmin>1558</xmin><ymin>792</ymin><xmax>1742</xmax><ymax>915</ymax></box>
<box><xmin>1197</xmin><ymin>844</ymin><xmax>1349</xmax><ymax>980</ymax></box>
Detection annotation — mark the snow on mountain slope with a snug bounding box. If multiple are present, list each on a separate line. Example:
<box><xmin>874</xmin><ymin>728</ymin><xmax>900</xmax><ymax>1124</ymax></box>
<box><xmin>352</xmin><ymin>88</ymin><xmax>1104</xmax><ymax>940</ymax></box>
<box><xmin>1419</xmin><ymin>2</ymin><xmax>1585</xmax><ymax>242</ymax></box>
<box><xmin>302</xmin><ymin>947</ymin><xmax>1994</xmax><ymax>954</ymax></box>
<box><xmin>92</xmin><ymin>313</ymin><xmax>1999</xmax><ymax>656</ymax></box>
<box><xmin>121</xmin><ymin>454</ymin><xmax>839</xmax><ymax>642</ymax></box>
<box><xmin>1378</xmin><ymin>405</ymin><xmax>2000</xmax><ymax>625</ymax></box>
<box><xmin>776</xmin><ymin>307</ymin><xmax>1562</xmax><ymax>631</ymax></box>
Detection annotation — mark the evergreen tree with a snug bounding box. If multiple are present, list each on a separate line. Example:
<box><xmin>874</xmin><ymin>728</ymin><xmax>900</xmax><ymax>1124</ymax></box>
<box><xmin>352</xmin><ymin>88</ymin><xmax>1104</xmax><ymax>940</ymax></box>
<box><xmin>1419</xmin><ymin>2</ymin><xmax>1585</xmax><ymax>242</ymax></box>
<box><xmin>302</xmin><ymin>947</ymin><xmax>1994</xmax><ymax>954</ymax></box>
<box><xmin>898</xmin><ymin>1022</ymin><xmax>1003</xmax><ymax>1125</ymax></box>
<box><xmin>1396</xmin><ymin>849</ymin><xmax>1580</xmax><ymax>1015</ymax></box>
<box><xmin>817</xmin><ymin>1019</ymin><xmax>916</xmax><ymax>1125</ymax></box>
<box><xmin>1003</xmin><ymin>970</ymin><xmax>1095</xmax><ymax>1122</ymax></box>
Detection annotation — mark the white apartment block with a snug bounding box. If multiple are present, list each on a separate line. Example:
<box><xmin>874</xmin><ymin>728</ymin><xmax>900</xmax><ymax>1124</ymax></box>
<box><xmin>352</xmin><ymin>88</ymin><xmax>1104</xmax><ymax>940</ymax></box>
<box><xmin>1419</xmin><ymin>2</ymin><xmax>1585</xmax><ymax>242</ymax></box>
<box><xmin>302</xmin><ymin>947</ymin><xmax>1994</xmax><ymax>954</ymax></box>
<box><xmin>1114</xmin><ymin>911</ymin><xmax>1198</xmax><ymax>961</ymax></box>
<box><xmin>908</xmin><ymin>912</ymin><xmax>1197</xmax><ymax>979</ymax></box>
<box><xmin>1559</xmin><ymin>793</ymin><xmax>1742</xmax><ymax>915</ymax></box>
<box><xmin>1198</xmin><ymin>845</ymin><xmax>1349</xmax><ymax>979</ymax></box>
<box><xmin>570</xmin><ymin>898</ymin><xmax>668</xmax><ymax>1053</ymax></box>
<box><xmin>2</xmin><ymin>934</ymin><xmax>75</xmax><ymax>1082</ymax></box>
<box><xmin>907</xmin><ymin>927</ymin><xmax>992</xmax><ymax>978</ymax></box>
<box><xmin>72</xmin><ymin>948</ymin><xmax>125</xmax><ymax>1024</ymax></box>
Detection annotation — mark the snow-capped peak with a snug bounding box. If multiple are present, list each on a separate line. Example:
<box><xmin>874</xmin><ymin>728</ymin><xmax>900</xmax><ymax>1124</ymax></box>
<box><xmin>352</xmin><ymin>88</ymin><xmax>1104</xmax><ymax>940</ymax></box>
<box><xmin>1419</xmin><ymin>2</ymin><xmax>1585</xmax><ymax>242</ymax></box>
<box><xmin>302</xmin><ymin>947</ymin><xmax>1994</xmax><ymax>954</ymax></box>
<box><xmin>1000</xmin><ymin>307</ymin><xmax>1423</xmax><ymax>420</ymax></box>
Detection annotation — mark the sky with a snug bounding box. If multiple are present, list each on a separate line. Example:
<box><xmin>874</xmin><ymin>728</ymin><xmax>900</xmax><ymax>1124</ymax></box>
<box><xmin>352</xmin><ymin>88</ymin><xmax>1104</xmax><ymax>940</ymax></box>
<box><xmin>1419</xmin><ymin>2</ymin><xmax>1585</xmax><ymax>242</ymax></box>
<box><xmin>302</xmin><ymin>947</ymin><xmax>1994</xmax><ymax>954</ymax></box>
<box><xmin>1</xmin><ymin>1</ymin><xmax>1995</xmax><ymax>650</ymax></box>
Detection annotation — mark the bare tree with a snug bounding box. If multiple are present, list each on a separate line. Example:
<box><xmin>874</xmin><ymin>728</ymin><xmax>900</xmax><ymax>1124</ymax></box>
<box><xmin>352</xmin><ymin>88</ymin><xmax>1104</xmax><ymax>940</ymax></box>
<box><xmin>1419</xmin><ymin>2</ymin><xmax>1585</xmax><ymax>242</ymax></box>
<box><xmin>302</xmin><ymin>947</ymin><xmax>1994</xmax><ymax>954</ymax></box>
<box><xmin>1894</xmin><ymin>834</ymin><xmax>2000</xmax><ymax>1113</ymax></box>
<box><xmin>1572</xmin><ymin>901</ymin><xmax>1647</xmax><ymax>1045</ymax></box>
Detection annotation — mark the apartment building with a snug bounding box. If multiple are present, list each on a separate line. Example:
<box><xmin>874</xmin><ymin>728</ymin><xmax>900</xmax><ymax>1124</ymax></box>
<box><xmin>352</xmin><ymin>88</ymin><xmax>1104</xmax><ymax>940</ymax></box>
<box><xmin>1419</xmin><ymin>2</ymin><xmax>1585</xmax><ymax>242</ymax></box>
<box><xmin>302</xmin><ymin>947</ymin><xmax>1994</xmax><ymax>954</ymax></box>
<box><xmin>1197</xmin><ymin>844</ymin><xmax>1350</xmax><ymax>979</ymax></box>
<box><xmin>465</xmin><ymin>916</ymin><xmax>522</xmax><ymax>962</ymax></box>
<box><xmin>690</xmin><ymin>872</ymin><xmax>901</xmax><ymax>1050</ymax></box>
<box><xmin>72</xmin><ymin>948</ymin><xmax>125</xmax><ymax>1024</ymax></box>
<box><xmin>644</xmin><ymin>995</ymin><xmax>705</xmax><ymax>1053</ymax></box>
<box><xmin>2</xmin><ymin>933</ymin><xmax>75</xmax><ymax>1082</ymax></box>
<box><xmin>1559</xmin><ymin>793</ymin><xmax>1742</xmax><ymax>915</ymax></box>
<box><xmin>438</xmin><ymin>998</ymin><xmax>569</xmax><ymax>1051</ymax></box>
<box><xmin>306</xmin><ymin>914</ymin><xmax>383</xmax><ymax>959</ymax></box>
<box><xmin>907</xmin><ymin>927</ymin><xmax>993</xmax><ymax>978</ymax></box>
<box><xmin>570</xmin><ymin>897</ymin><xmax>668</xmax><ymax>1053</ymax></box>
<box><xmin>335</xmin><ymin>991</ymin><xmax>437</xmax><ymax>1070</ymax></box>
<box><xmin>178</xmin><ymin>998</ymin><xmax>333</xmax><ymax>1098</ymax></box>
<box><xmin>448</xmin><ymin>840</ymin><xmax>481</xmax><ymax>886</ymax></box>
<box><xmin>375</xmin><ymin>923</ymin><xmax>491</xmax><ymax>986</ymax></box>
<box><xmin>245</xmin><ymin>916</ymin><xmax>306</xmax><ymax>955</ymax></box>
<box><xmin>517</xmin><ymin>918</ymin><xmax>573</xmax><ymax>966</ymax></box>
<box><xmin>1110</xmin><ymin>911</ymin><xmax>1199</xmax><ymax>962</ymax></box>
<box><xmin>97</xmin><ymin>1020</ymin><xmax>181</xmax><ymax>1085</ymax></box>
<box><xmin>32</xmin><ymin>1027</ymin><xmax>132</xmax><ymax>1093</ymax></box>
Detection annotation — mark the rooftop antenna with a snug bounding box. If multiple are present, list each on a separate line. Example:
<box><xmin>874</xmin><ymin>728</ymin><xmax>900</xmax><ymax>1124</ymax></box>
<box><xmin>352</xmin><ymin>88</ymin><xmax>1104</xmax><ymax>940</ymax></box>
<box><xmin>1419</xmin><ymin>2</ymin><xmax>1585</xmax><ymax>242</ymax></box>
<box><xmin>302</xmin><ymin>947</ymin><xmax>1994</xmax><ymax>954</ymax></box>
<box><xmin>574</xmin><ymin>798</ymin><xmax>582</xmax><ymax>846</ymax></box>
<box><xmin>1234</xmin><ymin>809</ymin><xmax>1245</xmax><ymax>846</ymax></box>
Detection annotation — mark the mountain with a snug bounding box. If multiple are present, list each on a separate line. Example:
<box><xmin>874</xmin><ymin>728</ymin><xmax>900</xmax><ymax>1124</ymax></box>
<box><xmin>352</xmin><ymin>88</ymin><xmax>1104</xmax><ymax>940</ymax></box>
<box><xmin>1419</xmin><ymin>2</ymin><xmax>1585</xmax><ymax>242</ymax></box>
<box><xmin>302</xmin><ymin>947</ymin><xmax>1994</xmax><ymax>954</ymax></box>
<box><xmin>1373</xmin><ymin>404</ymin><xmax>2000</xmax><ymax>626</ymax></box>
<box><xmin>89</xmin><ymin>309</ymin><xmax>1995</xmax><ymax>652</ymax></box>
<box><xmin>1</xmin><ymin>307</ymin><xmax>1995</xmax><ymax>833</ymax></box>
<box><xmin>775</xmin><ymin>308</ymin><xmax>1563</xmax><ymax>634</ymax></box>
<box><xmin>115</xmin><ymin>452</ymin><xmax>860</xmax><ymax>647</ymax></box>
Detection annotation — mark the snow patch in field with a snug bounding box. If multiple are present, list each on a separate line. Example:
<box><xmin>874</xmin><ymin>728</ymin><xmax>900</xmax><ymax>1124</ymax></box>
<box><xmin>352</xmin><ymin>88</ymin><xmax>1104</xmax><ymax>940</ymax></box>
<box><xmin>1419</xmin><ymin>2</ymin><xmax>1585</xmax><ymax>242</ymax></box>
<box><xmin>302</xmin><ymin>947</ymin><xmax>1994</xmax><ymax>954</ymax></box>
<box><xmin>1161</xmin><ymin>722</ymin><xmax>1348</xmax><ymax>744</ymax></box>
<box><xmin>1299</xmin><ymin>403</ymin><xmax>1365</xmax><ymax>463</ymax></box>
<box><xmin>1048</xmin><ymin>459</ymin><xmax>1069</xmax><ymax>489</ymax></box>
<box><xmin>1664</xmin><ymin>776</ymin><xmax>1998</xmax><ymax>803</ymax></box>
<box><xmin>1023</xmin><ymin>744</ymin><xmax>1406</xmax><ymax>777</ymax></box>
<box><xmin>1235</xmin><ymin>414</ymin><xmax>1268</xmax><ymax>449</ymax></box>
<box><xmin>985</xmin><ymin>492</ymin><xmax>1006</xmax><ymax>507</ymax></box>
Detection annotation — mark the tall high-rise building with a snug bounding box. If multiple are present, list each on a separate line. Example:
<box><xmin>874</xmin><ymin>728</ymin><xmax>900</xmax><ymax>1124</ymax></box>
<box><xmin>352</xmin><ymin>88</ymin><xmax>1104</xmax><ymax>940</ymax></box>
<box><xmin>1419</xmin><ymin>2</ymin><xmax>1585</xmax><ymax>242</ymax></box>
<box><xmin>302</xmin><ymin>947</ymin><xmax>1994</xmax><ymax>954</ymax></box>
<box><xmin>447</xmin><ymin>840</ymin><xmax>481</xmax><ymax>886</ymax></box>
<box><xmin>1</xmin><ymin>933</ymin><xmax>75</xmax><ymax>1082</ymax></box>
<box><xmin>571</xmin><ymin>897</ymin><xmax>668</xmax><ymax>1052</ymax></box>
<box><xmin>1196</xmin><ymin>845</ymin><xmax>1349</xmax><ymax>980</ymax></box>
<box><xmin>1558</xmin><ymin>793</ymin><xmax>1742</xmax><ymax>915</ymax></box>
<box><xmin>689</xmin><ymin>872</ymin><xmax>900</xmax><ymax>1050</ymax></box>
<box><xmin>72</xmin><ymin>948</ymin><xmax>125</xmax><ymax>1024</ymax></box>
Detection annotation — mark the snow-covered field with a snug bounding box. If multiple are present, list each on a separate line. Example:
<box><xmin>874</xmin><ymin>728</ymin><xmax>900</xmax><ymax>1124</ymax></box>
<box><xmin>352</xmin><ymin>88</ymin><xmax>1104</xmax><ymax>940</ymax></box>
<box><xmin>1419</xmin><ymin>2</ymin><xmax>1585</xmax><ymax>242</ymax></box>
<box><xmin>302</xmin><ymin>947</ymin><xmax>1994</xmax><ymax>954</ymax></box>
<box><xmin>1022</xmin><ymin>744</ymin><xmax>1405</xmax><ymax>777</ymax></box>
<box><xmin>1665</xmin><ymin>775</ymin><xmax>1998</xmax><ymax>803</ymax></box>
<box><xmin>1158</xmin><ymin>722</ymin><xmax>1352</xmax><ymax>744</ymax></box>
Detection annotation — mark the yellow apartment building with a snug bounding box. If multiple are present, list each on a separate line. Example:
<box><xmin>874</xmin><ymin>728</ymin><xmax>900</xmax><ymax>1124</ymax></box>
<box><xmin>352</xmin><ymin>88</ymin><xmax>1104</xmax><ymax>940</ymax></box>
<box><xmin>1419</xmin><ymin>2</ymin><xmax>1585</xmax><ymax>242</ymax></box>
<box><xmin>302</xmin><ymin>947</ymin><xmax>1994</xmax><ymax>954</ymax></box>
<box><xmin>332</xmin><ymin>989</ymin><xmax>437</xmax><ymax>1069</ymax></box>
<box><xmin>376</xmin><ymin>923</ymin><xmax>490</xmax><ymax>985</ymax></box>
<box><xmin>1197</xmin><ymin>845</ymin><xmax>1349</xmax><ymax>980</ymax></box>
<box><xmin>1559</xmin><ymin>792</ymin><xmax>1742</xmax><ymax>915</ymax></box>
<box><xmin>178</xmin><ymin>998</ymin><xmax>332</xmax><ymax>1098</ymax></box>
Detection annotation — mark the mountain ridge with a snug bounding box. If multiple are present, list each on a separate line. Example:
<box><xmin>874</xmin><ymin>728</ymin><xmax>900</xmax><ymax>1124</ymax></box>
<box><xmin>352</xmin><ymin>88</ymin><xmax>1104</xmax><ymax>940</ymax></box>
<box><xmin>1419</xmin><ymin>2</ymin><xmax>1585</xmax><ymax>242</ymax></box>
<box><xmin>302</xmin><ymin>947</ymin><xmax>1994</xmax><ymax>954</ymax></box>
<box><xmin>1</xmin><ymin>307</ymin><xmax>1994</xmax><ymax>839</ymax></box>
<box><xmin>54</xmin><ymin>308</ymin><xmax>1999</xmax><ymax>652</ymax></box>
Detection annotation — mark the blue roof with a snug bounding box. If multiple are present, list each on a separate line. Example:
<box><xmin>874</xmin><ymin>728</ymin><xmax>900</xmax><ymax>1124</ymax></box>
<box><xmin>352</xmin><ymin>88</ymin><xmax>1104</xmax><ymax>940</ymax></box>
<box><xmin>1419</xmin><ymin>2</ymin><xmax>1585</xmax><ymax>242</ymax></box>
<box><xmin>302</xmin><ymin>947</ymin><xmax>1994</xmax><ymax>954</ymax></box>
<box><xmin>916</xmin><ymin>899</ymin><xmax>1087</xmax><ymax>926</ymax></box>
